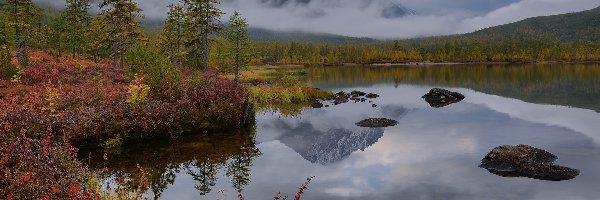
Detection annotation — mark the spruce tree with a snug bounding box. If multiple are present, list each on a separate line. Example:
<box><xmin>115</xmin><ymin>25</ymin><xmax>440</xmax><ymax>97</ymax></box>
<box><xmin>161</xmin><ymin>4</ymin><xmax>186</xmax><ymax>68</ymax></box>
<box><xmin>64</xmin><ymin>0</ymin><xmax>91</xmax><ymax>58</ymax></box>
<box><xmin>99</xmin><ymin>0</ymin><xmax>143</xmax><ymax>68</ymax></box>
<box><xmin>181</xmin><ymin>0</ymin><xmax>223</xmax><ymax>71</ymax></box>
<box><xmin>223</xmin><ymin>11</ymin><xmax>251</xmax><ymax>82</ymax></box>
<box><xmin>87</xmin><ymin>16</ymin><xmax>109</xmax><ymax>68</ymax></box>
<box><xmin>4</xmin><ymin>0</ymin><xmax>38</xmax><ymax>66</ymax></box>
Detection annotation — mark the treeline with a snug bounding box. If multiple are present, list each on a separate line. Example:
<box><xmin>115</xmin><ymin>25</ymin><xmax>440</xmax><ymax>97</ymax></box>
<box><xmin>0</xmin><ymin>0</ymin><xmax>252</xmax><ymax>76</ymax></box>
<box><xmin>252</xmin><ymin>38</ymin><xmax>600</xmax><ymax>65</ymax></box>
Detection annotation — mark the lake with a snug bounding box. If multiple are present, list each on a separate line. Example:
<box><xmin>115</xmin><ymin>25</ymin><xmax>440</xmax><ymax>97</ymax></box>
<box><xmin>86</xmin><ymin>64</ymin><xmax>600</xmax><ymax>200</ymax></box>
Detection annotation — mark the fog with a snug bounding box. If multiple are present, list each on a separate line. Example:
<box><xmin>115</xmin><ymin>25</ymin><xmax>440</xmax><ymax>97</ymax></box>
<box><xmin>33</xmin><ymin>0</ymin><xmax>600</xmax><ymax>38</ymax></box>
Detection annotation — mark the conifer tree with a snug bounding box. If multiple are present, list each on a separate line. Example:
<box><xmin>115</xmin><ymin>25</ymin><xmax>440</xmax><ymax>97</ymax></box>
<box><xmin>181</xmin><ymin>0</ymin><xmax>223</xmax><ymax>71</ymax></box>
<box><xmin>160</xmin><ymin>3</ymin><xmax>186</xmax><ymax>68</ymax></box>
<box><xmin>0</xmin><ymin>13</ymin><xmax>15</xmax><ymax>78</ymax></box>
<box><xmin>223</xmin><ymin>11</ymin><xmax>251</xmax><ymax>82</ymax></box>
<box><xmin>4</xmin><ymin>0</ymin><xmax>38</xmax><ymax>66</ymax></box>
<box><xmin>87</xmin><ymin>16</ymin><xmax>109</xmax><ymax>68</ymax></box>
<box><xmin>64</xmin><ymin>0</ymin><xmax>90</xmax><ymax>58</ymax></box>
<box><xmin>99</xmin><ymin>0</ymin><xmax>143</xmax><ymax>68</ymax></box>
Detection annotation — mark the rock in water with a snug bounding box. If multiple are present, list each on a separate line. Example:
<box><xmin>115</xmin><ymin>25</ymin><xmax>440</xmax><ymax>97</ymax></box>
<box><xmin>366</xmin><ymin>93</ymin><xmax>380</xmax><ymax>98</ymax></box>
<box><xmin>311</xmin><ymin>101</ymin><xmax>324</xmax><ymax>108</ymax></box>
<box><xmin>479</xmin><ymin>145</ymin><xmax>580</xmax><ymax>181</ymax></box>
<box><xmin>355</xmin><ymin>118</ymin><xmax>398</xmax><ymax>128</ymax></box>
<box><xmin>351</xmin><ymin>91</ymin><xmax>367</xmax><ymax>97</ymax></box>
<box><xmin>422</xmin><ymin>88</ymin><xmax>465</xmax><ymax>108</ymax></box>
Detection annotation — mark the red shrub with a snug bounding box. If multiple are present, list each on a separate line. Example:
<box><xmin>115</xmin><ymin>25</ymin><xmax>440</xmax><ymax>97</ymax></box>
<box><xmin>1</xmin><ymin>50</ymin><xmax>251</xmax><ymax>144</ymax></box>
<box><xmin>0</xmin><ymin>132</ymin><xmax>99</xmax><ymax>199</ymax></box>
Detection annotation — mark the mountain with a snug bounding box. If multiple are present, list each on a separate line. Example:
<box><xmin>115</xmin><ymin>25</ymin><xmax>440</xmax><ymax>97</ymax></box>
<box><xmin>274</xmin><ymin>121</ymin><xmax>384</xmax><ymax>165</ymax></box>
<box><xmin>381</xmin><ymin>2</ymin><xmax>417</xmax><ymax>18</ymax></box>
<box><xmin>248</xmin><ymin>27</ymin><xmax>378</xmax><ymax>44</ymax></box>
<box><xmin>466</xmin><ymin>6</ymin><xmax>600</xmax><ymax>42</ymax></box>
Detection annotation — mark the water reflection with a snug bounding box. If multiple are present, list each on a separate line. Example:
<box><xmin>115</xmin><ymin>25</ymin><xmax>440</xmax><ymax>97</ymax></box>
<box><xmin>80</xmin><ymin>130</ymin><xmax>261</xmax><ymax>199</ymax></box>
<box><xmin>85</xmin><ymin>64</ymin><xmax>600</xmax><ymax>200</ymax></box>
<box><xmin>277</xmin><ymin>122</ymin><xmax>385</xmax><ymax>165</ymax></box>
<box><xmin>307</xmin><ymin>64</ymin><xmax>600</xmax><ymax>112</ymax></box>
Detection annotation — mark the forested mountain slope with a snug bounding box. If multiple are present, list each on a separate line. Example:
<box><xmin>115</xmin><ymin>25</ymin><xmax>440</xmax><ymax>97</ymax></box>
<box><xmin>466</xmin><ymin>6</ymin><xmax>600</xmax><ymax>42</ymax></box>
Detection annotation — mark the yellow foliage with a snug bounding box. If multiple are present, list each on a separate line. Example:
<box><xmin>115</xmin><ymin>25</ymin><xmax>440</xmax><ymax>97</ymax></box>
<box><xmin>126</xmin><ymin>74</ymin><xmax>151</xmax><ymax>105</ymax></box>
<box><xmin>42</xmin><ymin>84</ymin><xmax>60</xmax><ymax>113</ymax></box>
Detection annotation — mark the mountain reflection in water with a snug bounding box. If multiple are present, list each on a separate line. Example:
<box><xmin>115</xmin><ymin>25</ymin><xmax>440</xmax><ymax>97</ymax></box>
<box><xmin>84</xmin><ymin>64</ymin><xmax>600</xmax><ymax>200</ymax></box>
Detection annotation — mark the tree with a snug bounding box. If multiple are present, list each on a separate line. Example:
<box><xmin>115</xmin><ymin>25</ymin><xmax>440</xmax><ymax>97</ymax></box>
<box><xmin>64</xmin><ymin>0</ymin><xmax>91</xmax><ymax>58</ymax></box>
<box><xmin>87</xmin><ymin>16</ymin><xmax>109</xmax><ymax>68</ymax></box>
<box><xmin>0</xmin><ymin>15</ymin><xmax>16</xmax><ymax>78</ymax></box>
<box><xmin>223</xmin><ymin>11</ymin><xmax>251</xmax><ymax>82</ymax></box>
<box><xmin>181</xmin><ymin>0</ymin><xmax>223</xmax><ymax>71</ymax></box>
<box><xmin>99</xmin><ymin>0</ymin><xmax>143</xmax><ymax>68</ymax></box>
<box><xmin>160</xmin><ymin>4</ymin><xmax>186</xmax><ymax>68</ymax></box>
<box><xmin>4</xmin><ymin>0</ymin><xmax>39</xmax><ymax>66</ymax></box>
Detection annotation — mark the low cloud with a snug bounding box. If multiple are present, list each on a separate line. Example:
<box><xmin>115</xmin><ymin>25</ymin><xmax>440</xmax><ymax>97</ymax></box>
<box><xmin>33</xmin><ymin>0</ymin><xmax>600</xmax><ymax>38</ymax></box>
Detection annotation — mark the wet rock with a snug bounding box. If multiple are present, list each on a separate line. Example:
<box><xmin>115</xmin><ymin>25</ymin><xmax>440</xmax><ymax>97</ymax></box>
<box><xmin>332</xmin><ymin>91</ymin><xmax>376</xmax><ymax>105</ymax></box>
<box><xmin>422</xmin><ymin>88</ymin><xmax>465</xmax><ymax>108</ymax></box>
<box><xmin>334</xmin><ymin>91</ymin><xmax>351</xmax><ymax>105</ymax></box>
<box><xmin>311</xmin><ymin>101</ymin><xmax>324</xmax><ymax>108</ymax></box>
<box><xmin>351</xmin><ymin>91</ymin><xmax>367</xmax><ymax>97</ymax></box>
<box><xmin>479</xmin><ymin>145</ymin><xmax>580</xmax><ymax>181</ymax></box>
<box><xmin>366</xmin><ymin>93</ymin><xmax>380</xmax><ymax>98</ymax></box>
<box><xmin>355</xmin><ymin>118</ymin><xmax>398</xmax><ymax>128</ymax></box>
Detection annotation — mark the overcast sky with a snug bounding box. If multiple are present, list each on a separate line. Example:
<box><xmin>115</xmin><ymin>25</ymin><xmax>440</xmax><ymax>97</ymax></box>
<box><xmin>34</xmin><ymin>0</ymin><xmax>600</xmax><ymax>39</ymax></box>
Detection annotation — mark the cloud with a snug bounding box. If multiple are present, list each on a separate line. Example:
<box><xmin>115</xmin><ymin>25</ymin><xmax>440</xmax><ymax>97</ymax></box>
<box><xmin>32</xmin><ymin>0</ymin><xmax>600</xmax><ymax>38</ymax></box>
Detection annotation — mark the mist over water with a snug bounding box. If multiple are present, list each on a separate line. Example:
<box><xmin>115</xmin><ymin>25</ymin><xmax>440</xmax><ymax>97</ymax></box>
<box><xmin>32</xmin><ymin>0</ymin><xmax>600</xmax><ymax>38</ymax></box>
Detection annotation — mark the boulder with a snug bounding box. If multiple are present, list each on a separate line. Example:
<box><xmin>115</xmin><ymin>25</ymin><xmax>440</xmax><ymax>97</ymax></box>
<box><xmin>355</xmin><ymin>118</ymin><xmax>398</xmax><ymax>128</ymax></box>
<box><xmin>479</xmin><ymin>145</ymin><xmax>579</xmax><ymax>181</ymax></box>
<box><xmin>422</xmin><ymin>88</ymin><xmax>465</xmax><ymax>108</ymax></box>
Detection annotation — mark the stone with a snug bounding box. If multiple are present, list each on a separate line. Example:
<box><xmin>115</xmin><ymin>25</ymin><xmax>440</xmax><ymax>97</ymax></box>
<box><xmin>311</xmin><ymin>101</ymin><xmax>324</xmax><ymax>108</ymax></box>
<box><xmin>366</xmin><ymin>93</ymin><xmax>380</xmax><ymax>98</ymax></box>
<box><xmin>479</xmin><ymin>145</ymin><xmax>579</xmax><ymax>181</ymax></box>
<box><xmin>422</xmin><ymin>88</ymin><xmax>465</xmax><ymax>108</ymax></box>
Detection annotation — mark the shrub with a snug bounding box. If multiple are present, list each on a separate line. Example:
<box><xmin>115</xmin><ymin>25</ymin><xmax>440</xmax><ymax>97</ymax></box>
<box><xmin>126</xmin><ymin>74</ymin><xmax>150</xmax><ymax>105</ymax></box>
<box><xmin>0</xmin><ymin>45</ymin><xmax>17</xmax><ymax>79</ymax></box>
<box><xmin>124</xmin><ymin>45</ymin><xmax>178</xmax><ymax>93</ymax></box>
<box><xmin>0</xmin><ymin>133</ymin><xmax>99</xmax><ymax>199</ymax></box>
<box><xmin>1</xmin><ymin>50</ymin><xmax>251</xmax><ymax>146</ymax></box>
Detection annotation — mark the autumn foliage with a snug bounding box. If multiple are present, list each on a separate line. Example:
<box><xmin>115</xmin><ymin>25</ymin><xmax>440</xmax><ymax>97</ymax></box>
<box><xmin>1</xmin><ymin>50</ymin><xmax>250</xmax><ymax>145</ymax></box>
<box><xmin>0</xmin><ymin>50</ymin><xmax>250</xmax><ymax>198</ymax></box>
<box><xmin>0</xmin><ymin>132</ymin><xmax>100</xmax><ymax>199</ymax></box>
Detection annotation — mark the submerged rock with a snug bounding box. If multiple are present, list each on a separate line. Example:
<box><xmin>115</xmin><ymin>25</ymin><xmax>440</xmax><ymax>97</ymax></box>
<box><xmin>479</xmin><ymin>145</ymin><xmax>580</xmax><ymax>181</ymax></box>
<box><xmin>366</xmin><ymin>93</ymin><xmax>380</xmax><ymax>98</ymax></box>
<box><xmin>334</xmin><ymin>91</ymin><xmax>351</xmax><ymax>105</ymax></box>
<box><xmin>355</xmin><ymin>118</ymin><xmax>398</xmax><ymax>128</ymax></box>
<box><xmin>351</xmin><ymin>91</ymin><xmax>367</xmax><ymax>97</ymax></box>
<box><xmin>422</xmin><ymin>88</ymin><xmax>465</xmax><ymax>108</ymax></box>
<box><xmin>311</xmin><ymin>101</ymin><xmax>324</xmax><ymax>108</ymax></box>
<box><xmin>330</xmin><ymin>91</ymin><xmax>379</xmax><ymax>106</ymax></box>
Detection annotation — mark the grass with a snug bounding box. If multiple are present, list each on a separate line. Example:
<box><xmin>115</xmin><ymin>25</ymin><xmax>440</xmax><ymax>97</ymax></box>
<box><xmin>240</xmin><ymin>67</ymin><xmax>334</xmax><ymax>115</ymax></box>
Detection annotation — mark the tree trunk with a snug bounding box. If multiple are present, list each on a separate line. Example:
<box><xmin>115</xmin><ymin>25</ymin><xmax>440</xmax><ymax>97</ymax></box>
<box><xmin>234</xmin><ymin>34</ymin><xmax>240</xmax><ymax>83</ymax></box>
<box><xmin>113</xmin><ymin>39</ymin><xmax>118</xmax><ymax>68</ymax></box>
<box><xmin>13</xmin><ymin>5</ymin><xmax>22</xmax><ymax>66</ymax></box>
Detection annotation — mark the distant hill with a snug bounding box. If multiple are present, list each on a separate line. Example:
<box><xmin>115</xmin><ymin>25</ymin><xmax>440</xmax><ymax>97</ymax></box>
<box><xmin>248</xmin><ymin>27</ymin><xmax>378</xmax><ymax>44</ymax></box>
<box><xmin>466</xmin><ymin>6</ymin><xmax>600</xmax><ymax>42</ymax></box>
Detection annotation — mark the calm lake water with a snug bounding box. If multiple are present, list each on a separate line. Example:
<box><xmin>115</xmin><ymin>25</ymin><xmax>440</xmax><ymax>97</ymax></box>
<box><xmin>86</xmin><ymin>64</ymin><xmax>600</xmax><ymax>200</ymax></box>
